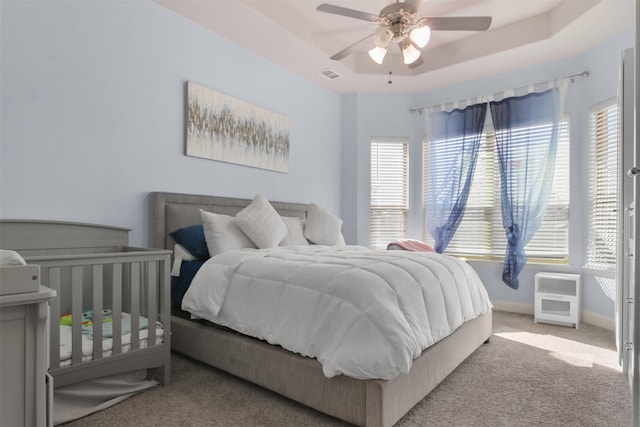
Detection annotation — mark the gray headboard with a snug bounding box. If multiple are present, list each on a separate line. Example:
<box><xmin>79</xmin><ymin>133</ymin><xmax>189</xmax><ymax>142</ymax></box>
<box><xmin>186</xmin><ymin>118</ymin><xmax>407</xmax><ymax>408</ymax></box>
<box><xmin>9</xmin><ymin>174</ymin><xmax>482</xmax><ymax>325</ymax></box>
<box><xmin>149</xmin><ymin>192</ymin><xmax>308</xmax><ymax>250</ymax></box>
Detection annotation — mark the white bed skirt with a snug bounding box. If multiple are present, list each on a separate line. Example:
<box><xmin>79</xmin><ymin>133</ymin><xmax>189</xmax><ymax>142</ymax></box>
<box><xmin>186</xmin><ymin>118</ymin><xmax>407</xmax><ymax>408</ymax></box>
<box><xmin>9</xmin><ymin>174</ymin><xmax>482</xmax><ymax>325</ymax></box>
<box><xmin>54</xmin><ymin>369</ymin><xmax>159</xmax><ymax>425</ymax></box>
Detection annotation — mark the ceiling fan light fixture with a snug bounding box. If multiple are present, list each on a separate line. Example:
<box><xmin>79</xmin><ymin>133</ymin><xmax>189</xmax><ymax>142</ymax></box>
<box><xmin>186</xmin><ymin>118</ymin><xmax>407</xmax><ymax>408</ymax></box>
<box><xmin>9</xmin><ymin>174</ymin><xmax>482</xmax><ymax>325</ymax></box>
<box><xmin>402</xmin><ymin>43</ymin><xmax>421</xmax><ymax>65</ymax></box>
<box><xmin>372</xmin><ymin>26</ymin><xmax>393</xmax><ymax>48</ymax></box>
<box><xmin>409</xmin><ymin>25</ymin><xmax>431</xmax><ymax>48</ymax></box>
<box><xmin>368</xmin><ymin>46</ymin><xmax>388</xmax><ymax>64</ymax></box>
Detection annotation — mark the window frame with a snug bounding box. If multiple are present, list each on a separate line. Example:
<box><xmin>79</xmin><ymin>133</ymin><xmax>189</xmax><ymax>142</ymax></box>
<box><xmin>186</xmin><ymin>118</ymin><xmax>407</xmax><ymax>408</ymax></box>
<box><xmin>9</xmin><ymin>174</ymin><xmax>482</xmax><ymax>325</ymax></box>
<box><xmin>422</xmin><ymin>115</ymin><xmax>571</xmax><ymax>264</ymax></box>
<box><xmin>585</xmin><ymin>98</ymin><xmax>619</xmax><ymax>271</ymax></box>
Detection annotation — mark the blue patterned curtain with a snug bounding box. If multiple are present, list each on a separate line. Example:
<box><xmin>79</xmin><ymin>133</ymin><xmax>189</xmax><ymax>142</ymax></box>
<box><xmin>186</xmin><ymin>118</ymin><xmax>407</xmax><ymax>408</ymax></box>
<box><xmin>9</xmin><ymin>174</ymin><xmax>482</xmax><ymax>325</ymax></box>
<box><xmin>426</xmin><ymin>103</ymin><xmax>487</xmax><ymax>253</ymax></box>
<box><xmin>490</xmin><ymin>88</ymin><xmax>560</xmax><ymax>289</ymax></box>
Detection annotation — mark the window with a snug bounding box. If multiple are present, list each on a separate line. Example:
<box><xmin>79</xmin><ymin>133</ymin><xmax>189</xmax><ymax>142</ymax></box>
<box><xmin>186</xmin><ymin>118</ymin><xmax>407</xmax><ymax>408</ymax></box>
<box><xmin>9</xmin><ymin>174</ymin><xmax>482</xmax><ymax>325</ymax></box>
<box><xmin>370</xmin><ymin>139</ymin><xmax>408</xmax><ymax>250</ymax></box>
<box><xmin>586</xmin><ymin>100</ymin><xmax>618</xmax><ymax>270</ymax></box>
<box><xmin>422</xmin><ymin>119</ymin><xmax>570</xmax><ymax>261</ymax></box>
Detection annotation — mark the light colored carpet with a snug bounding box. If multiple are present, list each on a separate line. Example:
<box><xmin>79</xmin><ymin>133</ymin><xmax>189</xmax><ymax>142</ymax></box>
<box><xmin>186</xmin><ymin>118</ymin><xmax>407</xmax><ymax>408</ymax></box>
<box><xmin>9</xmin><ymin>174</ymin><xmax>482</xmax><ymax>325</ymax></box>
<box><xmin>61</xmin><ymin>311</ymin><xmax>631</xmax><ymax>426</ymax></box>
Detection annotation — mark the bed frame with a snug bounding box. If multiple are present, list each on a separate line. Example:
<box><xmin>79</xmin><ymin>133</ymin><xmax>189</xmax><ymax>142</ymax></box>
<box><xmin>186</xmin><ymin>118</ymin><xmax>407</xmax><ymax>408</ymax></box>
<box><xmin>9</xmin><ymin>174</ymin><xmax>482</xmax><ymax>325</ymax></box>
<box><xmin>0</xmin><ymin>220</ymin><xmax>172</xmax><ymax>389</ymax></box>
<box><xmin>150</xmin><ymin>191</ymin><xmax>492</xmax><ymax>427</ymax></box>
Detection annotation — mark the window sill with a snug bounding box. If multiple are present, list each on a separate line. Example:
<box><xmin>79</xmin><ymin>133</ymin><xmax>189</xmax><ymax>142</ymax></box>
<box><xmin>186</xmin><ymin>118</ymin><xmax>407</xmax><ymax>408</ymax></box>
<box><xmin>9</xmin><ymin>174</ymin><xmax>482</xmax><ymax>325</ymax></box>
<box><xmin>451</xmin><ymin>255</ymin><xmax>569</xmax><ymax>266</ymax></box>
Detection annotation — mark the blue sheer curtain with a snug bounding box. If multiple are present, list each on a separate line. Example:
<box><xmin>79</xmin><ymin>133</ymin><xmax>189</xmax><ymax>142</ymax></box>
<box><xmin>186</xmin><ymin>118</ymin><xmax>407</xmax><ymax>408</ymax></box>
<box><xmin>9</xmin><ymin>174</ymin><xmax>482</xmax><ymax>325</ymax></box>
<box><xmin>426</xmin><ymin>103</ymin><xmax>487</xmax><ymax>253</ymax></box>
<box><xmin>490</xmin><ymin>88</ymin><xmax>561</xmax><ymax>289</ymax></box>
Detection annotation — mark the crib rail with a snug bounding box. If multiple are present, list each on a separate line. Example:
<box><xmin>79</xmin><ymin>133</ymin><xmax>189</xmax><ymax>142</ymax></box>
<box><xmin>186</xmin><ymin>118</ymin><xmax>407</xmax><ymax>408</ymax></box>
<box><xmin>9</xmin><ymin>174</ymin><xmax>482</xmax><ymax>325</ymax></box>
<box><xmin>25</xmin><ymin>248</ymin><xmax>171</xmax><ymax>387</ymax></box>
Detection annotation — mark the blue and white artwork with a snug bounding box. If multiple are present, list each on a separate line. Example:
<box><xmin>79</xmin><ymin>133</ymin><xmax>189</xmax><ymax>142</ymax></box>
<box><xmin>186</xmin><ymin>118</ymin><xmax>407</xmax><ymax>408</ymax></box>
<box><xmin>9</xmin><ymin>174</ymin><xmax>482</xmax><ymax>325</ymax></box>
<box><xmin>186</xmin><ymin>81</ymin><xmax>289</xmax><ymax>173</ymax></box>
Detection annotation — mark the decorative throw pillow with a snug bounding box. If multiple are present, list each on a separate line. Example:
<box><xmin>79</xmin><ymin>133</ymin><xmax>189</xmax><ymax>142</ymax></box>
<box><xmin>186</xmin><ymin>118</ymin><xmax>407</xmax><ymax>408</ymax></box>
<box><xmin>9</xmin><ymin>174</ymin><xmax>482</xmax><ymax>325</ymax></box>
<box><xmin>234</xmin><ymin>194</ymin><xmax>288</xmax><ymax>249</ymax></box>
<box><xmin>169</xmin><ymin>224</ymin><xmax>210</xmax><ymax>259</ymax></box>
<box><xmin>304</xmin><ymin>203</ymin><xmax>345</xmax><ymax>246</ymax></box>
<box><xmin>200</xmin><ymin>209</ymin><xmax>256</xmax><ymax>255</ymax></box>
<box><xmin>171</xmin><ymin>259</ymin><xmax>205</xmax><ymax>306</ymax></box>
<box><xmin>279</xmin><ymin>216</ymin><xmax>309</xmax><ymax>246</ymax></box>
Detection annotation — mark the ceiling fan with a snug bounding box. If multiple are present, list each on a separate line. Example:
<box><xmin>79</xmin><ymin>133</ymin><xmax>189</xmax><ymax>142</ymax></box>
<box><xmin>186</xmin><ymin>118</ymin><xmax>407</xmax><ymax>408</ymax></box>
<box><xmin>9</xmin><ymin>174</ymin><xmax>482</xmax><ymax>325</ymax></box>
<box><xmin>317</xmin><ymin>1</ymin><xmax>492</xmax><ymax>65</ymax></box>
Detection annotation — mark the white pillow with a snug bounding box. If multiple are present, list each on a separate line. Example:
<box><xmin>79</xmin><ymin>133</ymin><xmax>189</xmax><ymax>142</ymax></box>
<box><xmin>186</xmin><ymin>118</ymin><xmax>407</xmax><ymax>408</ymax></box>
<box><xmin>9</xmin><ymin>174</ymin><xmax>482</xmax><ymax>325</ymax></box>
<box><xmin>234</xmin><ymin>194</ymin><xmax>288</xmax><ymax>249</ymax></box>
<box><xmin>304</xmin><ymin>203</ymin><xmax>345</xmax><ymax>246</ymax></box>
<box><xmin>279</xmin><ymin>217</ymin><xmax>309</xmax><ymax>246</ymax></box>
<box><xmin>200</xmin><ymin>209</ymin><xmax>256</xmax><ymax>255</ymax></box>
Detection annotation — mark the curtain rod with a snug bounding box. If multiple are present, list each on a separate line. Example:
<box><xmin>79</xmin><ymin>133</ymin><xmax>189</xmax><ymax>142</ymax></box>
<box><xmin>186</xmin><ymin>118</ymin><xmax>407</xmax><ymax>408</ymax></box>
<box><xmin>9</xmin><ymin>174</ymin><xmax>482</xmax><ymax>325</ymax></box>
<box><xmin>409</xmin><ymin>71</ymin><xmax>590</xmax><ymax>114</ymax></box>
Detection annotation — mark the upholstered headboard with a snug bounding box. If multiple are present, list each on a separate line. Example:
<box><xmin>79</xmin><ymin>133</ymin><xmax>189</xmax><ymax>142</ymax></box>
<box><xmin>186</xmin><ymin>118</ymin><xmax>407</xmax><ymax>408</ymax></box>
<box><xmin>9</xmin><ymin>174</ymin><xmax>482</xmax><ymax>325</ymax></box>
<box><xmin>149</xmin><ymin>192</ymin><xmax>308</xmax><ymax>250</ymax></box>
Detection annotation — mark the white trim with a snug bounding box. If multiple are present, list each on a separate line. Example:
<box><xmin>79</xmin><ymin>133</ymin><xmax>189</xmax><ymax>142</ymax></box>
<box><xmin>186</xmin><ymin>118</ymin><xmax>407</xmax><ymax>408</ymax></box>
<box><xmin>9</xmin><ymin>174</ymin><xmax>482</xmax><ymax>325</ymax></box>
<box><xmin>581</xmin><ymin>310</ymin><xmax>615</xmax><ymax>331</ymax></box>
<box><xmin>491</xmin><ymin>301</ymin><xmax>534</xmax><ymax>315</ymax></box>
<box><xmin>588</xmin><ymin>96</ymin><xmax>617</xmax><ymax>115</ymax></box>
<box><xmin>491</xmin><ymin>300</ymin><xmax>615</xmax><ymax>331</ymax></box>
<box><xmin>370</xmin><ymin>136</ymin><xmax>408</xmax><ymax>144</ymax></box>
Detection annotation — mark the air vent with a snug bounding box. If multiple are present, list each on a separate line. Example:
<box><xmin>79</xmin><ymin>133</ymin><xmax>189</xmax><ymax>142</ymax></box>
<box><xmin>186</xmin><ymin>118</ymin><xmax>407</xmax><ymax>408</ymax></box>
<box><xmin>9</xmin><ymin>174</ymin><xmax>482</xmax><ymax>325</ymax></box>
<box><xmin>319</xmin><ymin>69</ymin><xmax>341</xmax><ymax>80</ymax></box>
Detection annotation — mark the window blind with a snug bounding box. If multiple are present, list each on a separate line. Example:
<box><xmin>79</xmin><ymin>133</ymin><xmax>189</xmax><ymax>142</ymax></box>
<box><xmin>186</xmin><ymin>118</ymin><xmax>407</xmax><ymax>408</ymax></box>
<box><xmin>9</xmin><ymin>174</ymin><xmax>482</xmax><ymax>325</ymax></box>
<box><xmin>422</xmin><ymin>133</ymin><xmax>494</xmax><ymax>255</ymax></box>
<box><xmin>586</xmin><ymin>101</ymin><xmax>618</xmax><ymax>270</ymax></box>
<box><xmin>422</xmin><ymin>119</ymin><xmax>570</xmax><ymax>261</ymax></box>
<box><xmin>370</xmin><ymin>139</ymin><xmax>408</xmax><ymax>250</ymax></box>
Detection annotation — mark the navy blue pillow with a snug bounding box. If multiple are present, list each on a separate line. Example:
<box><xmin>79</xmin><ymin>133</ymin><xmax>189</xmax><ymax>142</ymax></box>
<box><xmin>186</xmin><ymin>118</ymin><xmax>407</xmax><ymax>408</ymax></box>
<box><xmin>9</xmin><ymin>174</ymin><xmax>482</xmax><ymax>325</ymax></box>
<box><xmin>169</xmin><ymin>225</ymin><xmax>210</xmax><ymax>259</ymax></box>
<box><xmin>171</xmin><ymin>260</ymin><xmax>205</xmax><ymax>306</ymax></box>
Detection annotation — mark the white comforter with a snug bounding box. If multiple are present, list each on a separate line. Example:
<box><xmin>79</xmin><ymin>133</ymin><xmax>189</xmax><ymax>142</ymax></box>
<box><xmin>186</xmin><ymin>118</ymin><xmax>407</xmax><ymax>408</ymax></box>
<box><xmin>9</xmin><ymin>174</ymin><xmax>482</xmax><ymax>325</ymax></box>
<box><xmin>181</xmin><ymin>245</ymin><xmax>492</xmax><ymax>380</ymax></box>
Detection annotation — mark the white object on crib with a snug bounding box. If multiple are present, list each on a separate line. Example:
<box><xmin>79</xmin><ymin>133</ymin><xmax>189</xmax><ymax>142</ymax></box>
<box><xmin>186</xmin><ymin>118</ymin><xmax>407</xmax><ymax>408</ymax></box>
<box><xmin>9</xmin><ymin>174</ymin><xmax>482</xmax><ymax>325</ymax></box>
<box><xmin>0</xmin><ymin>249</ymin><xmax>27</xmax><ymax>266</ymax></box>
<box><xmin>0</xmin><ymin>250</ymin><xmax>40</xmax><ymax>295</ymax></box>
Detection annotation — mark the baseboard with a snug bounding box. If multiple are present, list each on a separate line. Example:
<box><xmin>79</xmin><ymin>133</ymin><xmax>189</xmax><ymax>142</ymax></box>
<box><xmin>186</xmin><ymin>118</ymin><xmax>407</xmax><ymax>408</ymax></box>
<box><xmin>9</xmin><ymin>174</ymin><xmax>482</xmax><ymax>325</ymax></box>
<box><xmin>491</xmin><ymin>301</ymin><xmax>534</xmax><ymax>316</ymax></box>
<box><xmin>581</xmin><ymin>311</ymin><xmax>615</xmax><ymax>331</ymax></box>
<box><xmin>491</xmin><ymin>300</ymin><xmax>615</xmax><ymax>331</ymax></box>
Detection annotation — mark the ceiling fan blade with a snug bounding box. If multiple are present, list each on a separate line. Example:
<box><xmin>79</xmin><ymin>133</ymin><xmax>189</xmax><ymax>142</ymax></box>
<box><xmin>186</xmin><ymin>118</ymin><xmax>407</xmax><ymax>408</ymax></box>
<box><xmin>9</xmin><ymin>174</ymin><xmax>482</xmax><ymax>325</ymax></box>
<box><xmin>422</xmin><ymin>16</ymin><xmax>492</xmax><ymax>31</ymax></box>
<box><xmin>330</xmin><ymin>34</ymin><xmax>373</xmax><ymax>60</ymax></box>
<box><xmin>316</xmin><ymin>4</ymin><xmax>379</xmax><ymax>23</ymax></box>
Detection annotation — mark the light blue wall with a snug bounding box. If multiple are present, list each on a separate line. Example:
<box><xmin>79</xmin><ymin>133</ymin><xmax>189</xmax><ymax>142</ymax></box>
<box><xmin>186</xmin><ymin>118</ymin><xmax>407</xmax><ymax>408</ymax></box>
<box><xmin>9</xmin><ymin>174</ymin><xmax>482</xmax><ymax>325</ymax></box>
<box><xmin>0</xmin><ymin>0</ymin><xmax>342</xmax><ymax>247</ymax></box>
<box><xmin>1</xmin><ymin>1</ymin><xmax>633</xmax><ymax>321</ymax></box>
<box><xmin>339</xmin><ymin>92</ymin><xmax>414</xmax><ymax>246</ymax></box>
<box><xmin>341</xmin><ymin>28</ymin><xmax>635</xmax><ymax>320</ymax></box>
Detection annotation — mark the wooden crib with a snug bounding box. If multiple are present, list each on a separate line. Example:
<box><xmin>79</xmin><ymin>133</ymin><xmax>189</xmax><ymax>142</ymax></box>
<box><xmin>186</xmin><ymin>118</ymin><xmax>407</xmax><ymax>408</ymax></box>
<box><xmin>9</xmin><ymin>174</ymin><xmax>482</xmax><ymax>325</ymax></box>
<box><xmin>0</xmin><ymin>220</ymin><xmax>172</xmax><ymax>391</ymax></box>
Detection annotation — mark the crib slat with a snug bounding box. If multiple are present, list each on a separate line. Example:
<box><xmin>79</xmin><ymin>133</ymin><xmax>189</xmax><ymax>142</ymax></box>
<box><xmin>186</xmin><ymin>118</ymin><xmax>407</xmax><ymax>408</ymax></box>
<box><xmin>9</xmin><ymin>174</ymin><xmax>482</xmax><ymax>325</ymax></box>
<box><xmin>130</xmin><ymin>262</ymin><xmax>140</xmax><ymax>350</ymax></box>
<box><xmin>48</xmin><ymin>267</ymin><xmax>61</xmax><ymax>369</ymax></box>
<box><xmin>112</xmin><ymin>263</ymin><xmax>122</xmax><ymax>355</ymax></box>
<box><xmin>71</xmin><ymin>266</ymin><xmax>83</xmax><ymax>365</ymax></box>
<box><xmin>147</xmin><ymin>261</ymin><xmax>158</xmax><ymax>346</ymax></box>
<box><xmin>92</xmin><ymin>264</ymin><xmax>103</xmax><ymax>360</ymax></box>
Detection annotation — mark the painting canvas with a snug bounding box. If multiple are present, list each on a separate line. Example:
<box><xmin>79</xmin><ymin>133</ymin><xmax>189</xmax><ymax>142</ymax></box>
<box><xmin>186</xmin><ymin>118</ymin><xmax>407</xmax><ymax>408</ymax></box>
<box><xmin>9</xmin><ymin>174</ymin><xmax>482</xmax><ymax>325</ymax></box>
<box><xmin>186</xmin><ymin>81</ymin><xmax>289</xmax><ymax>173</ymax></box>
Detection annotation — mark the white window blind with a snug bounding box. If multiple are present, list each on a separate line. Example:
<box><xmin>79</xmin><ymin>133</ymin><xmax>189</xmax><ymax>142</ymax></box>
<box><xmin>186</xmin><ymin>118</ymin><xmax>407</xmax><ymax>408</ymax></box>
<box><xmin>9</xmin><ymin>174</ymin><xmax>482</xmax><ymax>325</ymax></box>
<box><xmin>586</xmin><ymin>100</ymin><xmax>618</xmax><ymax>270</ymax></box>
<box><xmin>422</xmin><ymin>119</ymin><xmax>570</xmax><ymax>261</ymax></box>
<box><xmin>422</xmin><ymin>133</ymin><xmax>494</xmax><ymax>255</ymax></box>
<box><xmin>370</xmin><ymin>139</ymin><xmax>408</xmax><ymax>250</ymax></box>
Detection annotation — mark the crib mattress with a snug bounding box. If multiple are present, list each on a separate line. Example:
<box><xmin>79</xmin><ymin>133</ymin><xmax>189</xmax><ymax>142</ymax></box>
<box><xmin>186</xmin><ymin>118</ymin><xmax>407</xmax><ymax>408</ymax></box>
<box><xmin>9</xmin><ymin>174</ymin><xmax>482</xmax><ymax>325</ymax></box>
<box><xmin>59</xmin><ymin>322</ymin><xmax>164</xmax><ymax>367</ymax></box>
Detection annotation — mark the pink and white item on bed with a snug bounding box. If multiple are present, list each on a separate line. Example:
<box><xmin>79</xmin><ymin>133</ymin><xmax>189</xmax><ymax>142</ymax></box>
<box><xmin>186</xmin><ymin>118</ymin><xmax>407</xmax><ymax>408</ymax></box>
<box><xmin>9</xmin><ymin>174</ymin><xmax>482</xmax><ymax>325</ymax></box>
<box><xmin>387</xmin><ymin>239</ymin><xmax>435</xmax><ymax>252</ymax></box>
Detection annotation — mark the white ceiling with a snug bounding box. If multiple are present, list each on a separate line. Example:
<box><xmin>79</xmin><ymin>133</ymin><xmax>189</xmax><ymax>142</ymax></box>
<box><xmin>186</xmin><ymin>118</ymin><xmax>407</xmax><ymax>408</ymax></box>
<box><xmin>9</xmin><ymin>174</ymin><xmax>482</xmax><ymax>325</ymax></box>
<box><xmin>155</xmin><ymin>0</ymin><xmax>635</xmax><ymax>94</ymax></box>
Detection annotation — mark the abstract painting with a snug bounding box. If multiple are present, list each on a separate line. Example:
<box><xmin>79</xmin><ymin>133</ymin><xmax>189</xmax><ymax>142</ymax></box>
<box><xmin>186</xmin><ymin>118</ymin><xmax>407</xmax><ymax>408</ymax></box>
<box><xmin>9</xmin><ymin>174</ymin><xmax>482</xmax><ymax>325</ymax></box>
<box><xmin>186</xmin><ymin>81</ymin><xmax>289</xmax><ymax>173</ymax></box>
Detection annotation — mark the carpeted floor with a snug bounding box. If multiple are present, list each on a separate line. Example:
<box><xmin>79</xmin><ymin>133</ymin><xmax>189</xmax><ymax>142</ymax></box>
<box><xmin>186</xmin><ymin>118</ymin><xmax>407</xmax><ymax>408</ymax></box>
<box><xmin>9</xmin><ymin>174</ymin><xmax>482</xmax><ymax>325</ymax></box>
<box><xmin>61</xmin><ymin>311</ymin><xmax>631</xmax><ymax>426</ymax></box>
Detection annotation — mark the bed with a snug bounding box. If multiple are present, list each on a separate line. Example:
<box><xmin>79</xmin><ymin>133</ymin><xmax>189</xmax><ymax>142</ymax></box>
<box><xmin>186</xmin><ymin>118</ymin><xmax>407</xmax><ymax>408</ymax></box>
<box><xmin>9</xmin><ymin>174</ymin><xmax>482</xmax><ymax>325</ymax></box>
<box><xmin>0</xmin><ymin>220</ymin><xmax>172</xmax><ymax>423</ymax></box>
<box><xmin>150</xmin><ymin>191</ymin><xmax>493</xmax><ymax>427</ymax></box>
